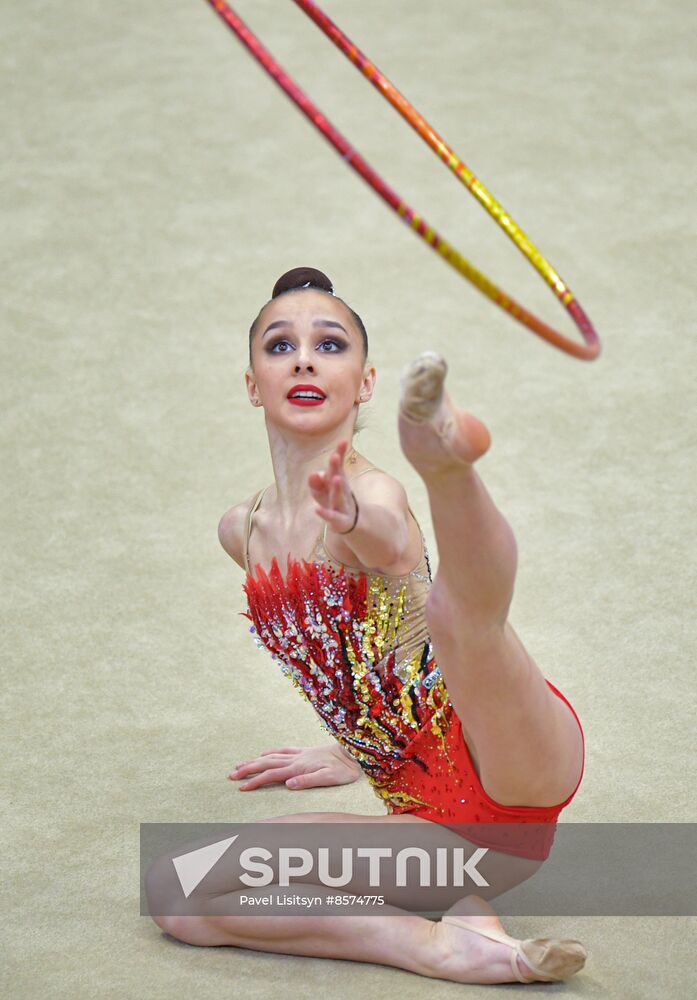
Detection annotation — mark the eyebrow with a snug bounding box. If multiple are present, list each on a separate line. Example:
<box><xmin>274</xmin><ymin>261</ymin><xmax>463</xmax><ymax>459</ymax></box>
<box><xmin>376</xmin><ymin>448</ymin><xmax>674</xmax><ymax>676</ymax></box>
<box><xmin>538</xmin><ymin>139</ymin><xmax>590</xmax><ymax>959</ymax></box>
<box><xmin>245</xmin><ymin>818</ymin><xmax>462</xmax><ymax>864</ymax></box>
<box><xmin>261</xmin><ymin>319</ymin><xmax>348</xmax><ymax>338</ymax></box>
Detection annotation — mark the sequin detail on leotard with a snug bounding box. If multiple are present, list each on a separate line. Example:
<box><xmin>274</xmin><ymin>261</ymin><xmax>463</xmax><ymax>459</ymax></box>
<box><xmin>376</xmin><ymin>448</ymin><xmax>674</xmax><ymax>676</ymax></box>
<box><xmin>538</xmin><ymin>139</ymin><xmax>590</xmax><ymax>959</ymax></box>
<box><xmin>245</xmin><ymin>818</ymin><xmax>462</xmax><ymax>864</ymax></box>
<box><xmin>239</xmin><ymin>475</ymin><xmax>585</xmax><ymax>860</ymax></box>
<box><xmin>241</xmin><ymin>477</ymin><xmax>451</xmax><ymax>812</ymax></box>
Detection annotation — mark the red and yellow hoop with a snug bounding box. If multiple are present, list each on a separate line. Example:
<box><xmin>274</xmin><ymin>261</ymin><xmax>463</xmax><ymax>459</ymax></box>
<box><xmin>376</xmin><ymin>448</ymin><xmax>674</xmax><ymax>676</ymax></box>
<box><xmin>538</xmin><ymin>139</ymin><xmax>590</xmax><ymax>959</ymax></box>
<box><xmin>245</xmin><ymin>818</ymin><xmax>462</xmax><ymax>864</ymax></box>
<box><xmin>205</xmin><ymin>0</ymin><xmax>601</xmax><ymax>361</ymax></box>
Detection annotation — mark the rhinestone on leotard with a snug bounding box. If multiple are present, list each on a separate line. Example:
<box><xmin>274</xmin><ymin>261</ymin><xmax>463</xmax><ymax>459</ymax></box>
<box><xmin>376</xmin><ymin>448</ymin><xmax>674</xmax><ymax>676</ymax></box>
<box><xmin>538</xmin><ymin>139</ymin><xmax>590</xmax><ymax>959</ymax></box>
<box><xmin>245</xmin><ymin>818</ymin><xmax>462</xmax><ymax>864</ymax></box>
<box><xmin>239</xmin><ymin>519</ymin><xmax>578</xmax><ymax>861</ymax></box>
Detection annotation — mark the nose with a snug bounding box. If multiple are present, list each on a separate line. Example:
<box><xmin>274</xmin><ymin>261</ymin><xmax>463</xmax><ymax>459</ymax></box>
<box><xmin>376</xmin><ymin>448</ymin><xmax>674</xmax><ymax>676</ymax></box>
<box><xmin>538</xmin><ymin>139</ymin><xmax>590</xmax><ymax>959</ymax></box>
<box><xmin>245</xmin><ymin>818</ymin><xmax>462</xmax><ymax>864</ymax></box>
<box><xmin>293</xmin><ymin>348</ymin><xmax>315</xmax><ymax>373</ymax></box>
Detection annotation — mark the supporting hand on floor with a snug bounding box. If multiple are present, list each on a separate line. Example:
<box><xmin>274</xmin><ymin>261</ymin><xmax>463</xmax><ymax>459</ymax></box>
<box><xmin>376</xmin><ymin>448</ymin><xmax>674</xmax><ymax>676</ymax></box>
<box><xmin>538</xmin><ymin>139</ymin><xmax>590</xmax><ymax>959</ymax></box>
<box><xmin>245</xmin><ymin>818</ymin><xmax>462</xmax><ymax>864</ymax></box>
<box><xmin>228</xmin><ymin>744</ymin><xmax>363</xmax><ymax>791</ymax></box>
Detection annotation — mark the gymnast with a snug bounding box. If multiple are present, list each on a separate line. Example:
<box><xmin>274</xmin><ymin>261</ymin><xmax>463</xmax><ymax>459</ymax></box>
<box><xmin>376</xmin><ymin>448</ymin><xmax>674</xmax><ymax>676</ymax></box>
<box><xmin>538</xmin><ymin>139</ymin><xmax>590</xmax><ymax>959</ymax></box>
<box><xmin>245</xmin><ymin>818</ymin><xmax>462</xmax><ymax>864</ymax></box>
<box><xmin>147</xmin><ymin>265</ymin><xmax>587</xmax><ymax>984</ymax></box>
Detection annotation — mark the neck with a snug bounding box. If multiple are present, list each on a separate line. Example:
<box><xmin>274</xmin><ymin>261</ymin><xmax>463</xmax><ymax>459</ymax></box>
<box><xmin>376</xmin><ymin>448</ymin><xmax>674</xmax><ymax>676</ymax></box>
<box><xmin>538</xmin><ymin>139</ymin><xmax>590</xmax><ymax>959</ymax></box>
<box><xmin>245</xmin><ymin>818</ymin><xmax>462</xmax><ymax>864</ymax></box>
<box><xmin>264</xmin><ymin>419</ymin><xmax>359</xmax><ymax>524</ymax></box>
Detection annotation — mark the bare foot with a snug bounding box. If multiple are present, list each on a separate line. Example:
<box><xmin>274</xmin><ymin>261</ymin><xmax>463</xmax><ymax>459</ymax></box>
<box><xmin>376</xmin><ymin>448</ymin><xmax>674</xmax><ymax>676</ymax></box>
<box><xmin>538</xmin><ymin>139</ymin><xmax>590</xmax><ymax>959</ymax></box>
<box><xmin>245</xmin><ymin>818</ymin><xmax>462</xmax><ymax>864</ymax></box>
<box><xmin>398</xmin><ymin>352</ymin><xmax>491</xmax><ymax>475</ymax></box>
<box><xmin>433</xmin><ymin>895</ymin><xmax>587</xmax><ymax>985</ymax></box>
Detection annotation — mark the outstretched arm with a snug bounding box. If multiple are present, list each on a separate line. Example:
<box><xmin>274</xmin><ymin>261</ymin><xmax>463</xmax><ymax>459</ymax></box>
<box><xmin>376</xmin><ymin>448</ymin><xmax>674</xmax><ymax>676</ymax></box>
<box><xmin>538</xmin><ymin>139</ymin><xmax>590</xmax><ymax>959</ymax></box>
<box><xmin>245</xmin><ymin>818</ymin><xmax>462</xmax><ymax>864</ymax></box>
<box><xmin>308</xmin><ymin>440</ymin><xmax>413</xmax><ymax>571</ymax></box>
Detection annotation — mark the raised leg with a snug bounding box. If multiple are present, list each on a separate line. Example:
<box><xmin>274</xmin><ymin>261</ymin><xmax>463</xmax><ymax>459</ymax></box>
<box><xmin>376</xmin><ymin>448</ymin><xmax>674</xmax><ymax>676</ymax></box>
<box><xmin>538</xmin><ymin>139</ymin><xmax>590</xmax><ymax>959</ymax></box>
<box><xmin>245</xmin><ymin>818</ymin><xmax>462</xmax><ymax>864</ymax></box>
<box><xmin>399</xmin><ymin>353</ymin><xmax>584</xmax><ymax>808</ymax></box>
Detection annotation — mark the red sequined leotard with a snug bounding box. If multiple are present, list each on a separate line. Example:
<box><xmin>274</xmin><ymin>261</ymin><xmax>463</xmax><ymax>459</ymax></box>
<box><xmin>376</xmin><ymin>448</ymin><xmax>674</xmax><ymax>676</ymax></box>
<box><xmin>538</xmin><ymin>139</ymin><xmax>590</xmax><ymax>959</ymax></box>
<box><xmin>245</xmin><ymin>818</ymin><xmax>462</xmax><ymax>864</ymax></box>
<box><xmin>241</xmin><ymin>470</ymin><xmax>584</xmax><ymax>861</ymax></box>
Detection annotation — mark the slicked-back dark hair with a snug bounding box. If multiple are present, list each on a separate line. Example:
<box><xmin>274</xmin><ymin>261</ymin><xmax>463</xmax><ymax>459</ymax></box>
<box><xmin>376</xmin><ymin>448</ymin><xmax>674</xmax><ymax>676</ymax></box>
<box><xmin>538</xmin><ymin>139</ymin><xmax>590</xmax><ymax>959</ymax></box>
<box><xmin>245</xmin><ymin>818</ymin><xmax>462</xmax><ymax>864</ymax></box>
<box><xmin>248</xmin><ymin>266</ymin><xmax>369</xmax><ymax>367</ymax></box>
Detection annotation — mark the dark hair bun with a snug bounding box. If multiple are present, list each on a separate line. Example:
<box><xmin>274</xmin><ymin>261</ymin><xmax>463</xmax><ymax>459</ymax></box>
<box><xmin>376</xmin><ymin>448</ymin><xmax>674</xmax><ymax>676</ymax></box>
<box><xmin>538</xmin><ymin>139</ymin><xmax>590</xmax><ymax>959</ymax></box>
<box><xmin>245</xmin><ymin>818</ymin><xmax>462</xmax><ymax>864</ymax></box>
<box><xmin>272</xmin><ymin>267</ymin><xmax>334</xmax><ymax>299</ymax></box>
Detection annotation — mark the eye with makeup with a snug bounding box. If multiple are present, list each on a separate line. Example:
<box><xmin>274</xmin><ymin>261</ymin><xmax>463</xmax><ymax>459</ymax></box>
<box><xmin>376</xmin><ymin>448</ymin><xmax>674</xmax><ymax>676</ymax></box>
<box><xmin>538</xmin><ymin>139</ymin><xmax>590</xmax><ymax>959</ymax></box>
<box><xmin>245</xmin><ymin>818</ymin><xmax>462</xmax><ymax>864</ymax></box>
<box><xmin>266</xmin><ymin>337</ymin><xmax>347</xmax><ymax>354</ymax></box>
<box><xmin>317</xmin><ymin>338</ymin><xmax>346</xmax><ymax>352</ymax></box>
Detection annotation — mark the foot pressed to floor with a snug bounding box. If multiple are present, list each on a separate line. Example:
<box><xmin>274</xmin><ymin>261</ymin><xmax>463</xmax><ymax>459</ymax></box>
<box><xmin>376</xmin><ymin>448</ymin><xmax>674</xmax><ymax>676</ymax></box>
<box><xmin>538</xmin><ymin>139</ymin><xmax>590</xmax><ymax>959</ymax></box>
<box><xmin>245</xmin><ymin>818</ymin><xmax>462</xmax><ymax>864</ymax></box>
<box><xmin>435</xmin><ymin>894</ymin><xmax>587</xmax><ymax>984</ymax></box>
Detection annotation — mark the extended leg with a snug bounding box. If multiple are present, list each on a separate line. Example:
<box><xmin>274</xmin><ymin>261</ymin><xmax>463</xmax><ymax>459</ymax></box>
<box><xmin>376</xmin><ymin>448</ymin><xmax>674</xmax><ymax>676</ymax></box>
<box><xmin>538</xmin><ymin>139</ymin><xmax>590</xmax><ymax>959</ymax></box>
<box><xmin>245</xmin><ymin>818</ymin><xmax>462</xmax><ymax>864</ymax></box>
<box><xmin>154</xmin><ymin>883</ymin><xmax>584</xmax><ymax>984</ymax></box>
<box><xmin>399</xmin><ymin>353</ymin><xmax>584</xmax><ymax>808</ymax></box>
<box><xmin>146</xmin><ymin>811</ymin><xmax>579</xmax><ymax>983</ymax></box>
<box><xmin>155</xmin><ymin>881</ymin><xmax>446</xmax><ymax>974</ymax></box>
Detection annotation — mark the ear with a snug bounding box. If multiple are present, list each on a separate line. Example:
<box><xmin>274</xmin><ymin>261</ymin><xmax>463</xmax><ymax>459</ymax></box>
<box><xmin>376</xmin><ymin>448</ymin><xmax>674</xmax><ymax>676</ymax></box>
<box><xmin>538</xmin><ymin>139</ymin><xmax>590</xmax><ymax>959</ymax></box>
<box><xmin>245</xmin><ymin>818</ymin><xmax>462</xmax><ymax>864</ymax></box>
<box><xmin>245</xmin><ymin>368</ymin><xmax>263</xmax><ymax>407</ymax></box>
<box><xmin>355</xmin><ymin>364</ymin><xmax>377</xmax><ymax>404</ymax></box>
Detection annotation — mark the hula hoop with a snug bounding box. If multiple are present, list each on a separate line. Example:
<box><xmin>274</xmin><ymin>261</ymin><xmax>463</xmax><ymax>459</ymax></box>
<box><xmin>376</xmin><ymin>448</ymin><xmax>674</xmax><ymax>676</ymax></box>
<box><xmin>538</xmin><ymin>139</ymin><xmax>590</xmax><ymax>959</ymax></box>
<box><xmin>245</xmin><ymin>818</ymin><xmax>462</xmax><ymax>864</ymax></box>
<box><xmin>205</xmin><ymin>0</ymin><xmax>601</xmax><ymax>361</ymax></box>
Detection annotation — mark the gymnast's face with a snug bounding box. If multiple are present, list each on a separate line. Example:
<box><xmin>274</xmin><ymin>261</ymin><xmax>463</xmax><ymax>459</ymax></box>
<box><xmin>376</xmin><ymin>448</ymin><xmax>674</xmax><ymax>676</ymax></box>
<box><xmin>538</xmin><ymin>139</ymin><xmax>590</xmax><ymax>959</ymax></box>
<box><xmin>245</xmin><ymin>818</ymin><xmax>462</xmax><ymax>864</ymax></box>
<box><xmin>246</xmin><ymin>290</ymin><xmax>375</xmax><ymax>434</ymax></box>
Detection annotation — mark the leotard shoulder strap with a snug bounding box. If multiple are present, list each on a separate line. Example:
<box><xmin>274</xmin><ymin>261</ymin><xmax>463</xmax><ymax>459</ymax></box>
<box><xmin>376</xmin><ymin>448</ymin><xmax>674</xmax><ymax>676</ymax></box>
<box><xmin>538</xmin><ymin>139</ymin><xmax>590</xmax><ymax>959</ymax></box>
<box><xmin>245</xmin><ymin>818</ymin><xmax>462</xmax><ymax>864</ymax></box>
<box><xmin>243</xmin><ymin>486</ymin><xmax>270</xmax><ymax>575</ymax></box>
<box><xmin>245</xmin><ymin>468</ymin><xmax>425</xmax><ymax>575</ymax></box>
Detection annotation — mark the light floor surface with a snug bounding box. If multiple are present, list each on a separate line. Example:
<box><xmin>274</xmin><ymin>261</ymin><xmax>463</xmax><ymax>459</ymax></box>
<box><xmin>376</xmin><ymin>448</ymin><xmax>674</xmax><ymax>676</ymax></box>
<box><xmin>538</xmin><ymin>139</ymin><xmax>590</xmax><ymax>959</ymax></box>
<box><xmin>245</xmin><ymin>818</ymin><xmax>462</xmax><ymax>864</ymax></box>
<box><xmin>3</xmin><ymin>1</ymin><xmax>695</xmax><ymax>997</ymax></box>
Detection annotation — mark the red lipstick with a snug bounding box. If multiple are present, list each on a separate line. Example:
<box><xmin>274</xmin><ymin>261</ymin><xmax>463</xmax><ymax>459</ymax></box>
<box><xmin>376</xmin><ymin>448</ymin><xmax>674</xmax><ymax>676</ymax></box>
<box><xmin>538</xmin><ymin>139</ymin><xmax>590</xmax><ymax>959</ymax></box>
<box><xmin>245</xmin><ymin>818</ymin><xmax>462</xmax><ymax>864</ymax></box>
<box><xmin>287</xmin><ymin>384</ymin><xmax>326</xmax><ymax>407</ymax></box>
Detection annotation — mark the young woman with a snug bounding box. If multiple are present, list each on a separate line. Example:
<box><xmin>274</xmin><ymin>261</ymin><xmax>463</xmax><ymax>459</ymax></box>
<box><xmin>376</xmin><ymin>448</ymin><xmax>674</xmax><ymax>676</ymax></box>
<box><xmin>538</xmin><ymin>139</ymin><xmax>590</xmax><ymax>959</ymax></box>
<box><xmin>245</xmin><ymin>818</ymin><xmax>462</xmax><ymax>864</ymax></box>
<box><xmin>148</xmin><ymin>266</ymin><xmax>587</xmax><ymax>984</ymax></box>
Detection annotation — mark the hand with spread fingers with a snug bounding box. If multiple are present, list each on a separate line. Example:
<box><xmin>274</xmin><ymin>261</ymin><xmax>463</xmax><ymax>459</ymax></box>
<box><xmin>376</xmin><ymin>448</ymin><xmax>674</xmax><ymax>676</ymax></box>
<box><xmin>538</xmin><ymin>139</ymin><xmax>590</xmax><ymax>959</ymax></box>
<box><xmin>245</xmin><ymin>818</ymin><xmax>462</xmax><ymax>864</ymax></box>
<box><xmin>308</xmin><ymin>439</ymin><xmax>358</xmax><ymax>535</ymax></box>
<box><xmin>228</xmin><ymin>744</ymin><xmax>363</xmax><ymax>791</ymax></box>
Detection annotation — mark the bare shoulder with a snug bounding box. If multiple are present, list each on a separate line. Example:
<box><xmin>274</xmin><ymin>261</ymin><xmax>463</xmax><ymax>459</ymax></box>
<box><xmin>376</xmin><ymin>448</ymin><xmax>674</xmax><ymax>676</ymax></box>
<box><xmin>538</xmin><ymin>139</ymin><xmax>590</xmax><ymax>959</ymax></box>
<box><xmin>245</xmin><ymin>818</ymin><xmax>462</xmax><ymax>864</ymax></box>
<box><xmin>337</xmin><ymin>466</ymin><xmax>423</xmax><ymax>574</ymax></box>
<box><xmin>350</xmin><ymin>466</ymin><xmax>411</xmax><ymax>512</ymax></box>
<box><xmin>217</xmin><ymin>493</ymin><xmax>259</xmax><ymax>570</ymax></box>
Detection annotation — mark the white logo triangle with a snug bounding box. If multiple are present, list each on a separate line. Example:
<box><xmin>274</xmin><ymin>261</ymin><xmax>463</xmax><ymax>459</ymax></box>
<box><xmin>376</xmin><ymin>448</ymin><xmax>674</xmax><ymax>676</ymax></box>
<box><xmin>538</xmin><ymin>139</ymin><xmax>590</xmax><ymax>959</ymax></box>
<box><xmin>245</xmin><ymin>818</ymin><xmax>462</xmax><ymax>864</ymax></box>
<box><xmin>172</xmin><ymin>835</ymin><xmax>239</xmax><ymax>898</ymax></box>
